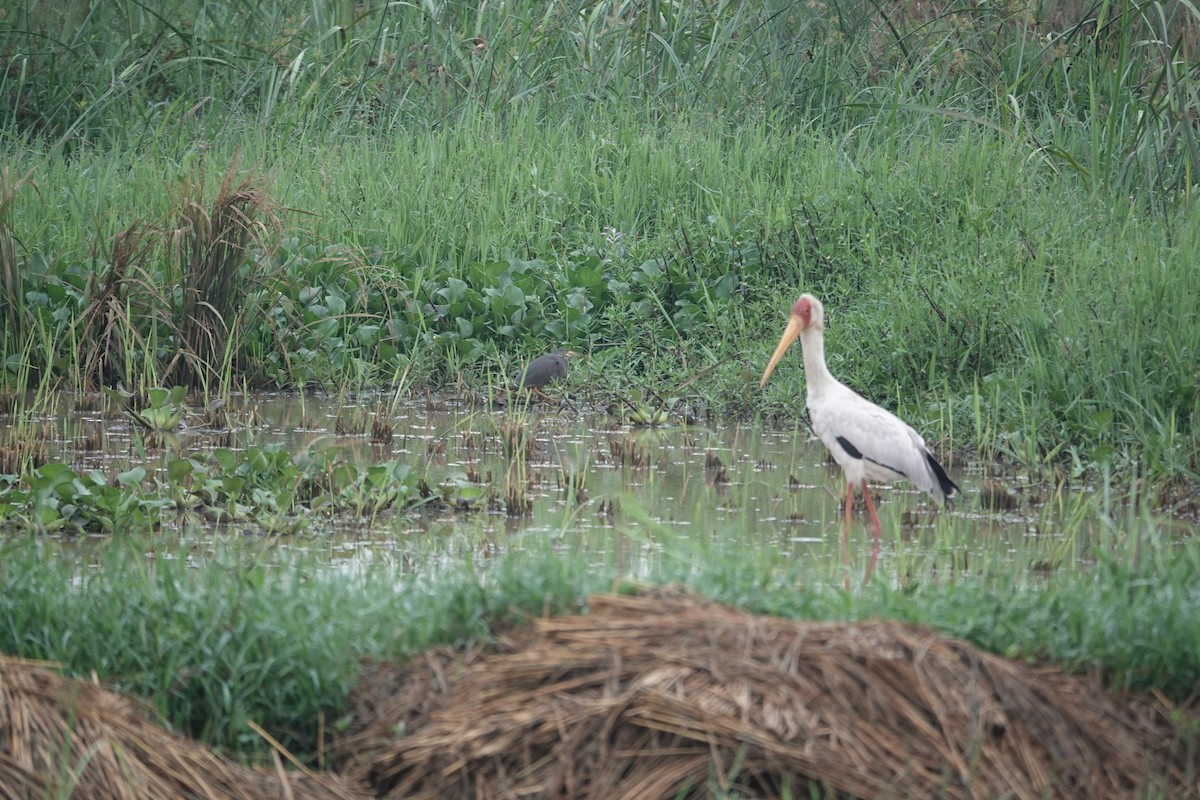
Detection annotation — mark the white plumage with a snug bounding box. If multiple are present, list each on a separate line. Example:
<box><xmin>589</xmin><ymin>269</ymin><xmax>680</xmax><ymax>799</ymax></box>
<box><xmin>760</xmin><ymin>293</ymin><xmax>958</xmax><ymax>547</ymax></box>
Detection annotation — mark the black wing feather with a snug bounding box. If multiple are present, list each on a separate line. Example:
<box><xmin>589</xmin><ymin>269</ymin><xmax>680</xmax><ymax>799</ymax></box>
<box><xmin>924</xmin><ymin>450</ymin><xmax>959</xmax><ymax>500</ymax></box>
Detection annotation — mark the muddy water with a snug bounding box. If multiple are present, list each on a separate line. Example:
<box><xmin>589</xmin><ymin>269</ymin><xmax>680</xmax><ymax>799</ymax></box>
<box><xmin>13</xmin><ymin>393</ymin><xmax>1053</xmax><ymax>578</ymax></box>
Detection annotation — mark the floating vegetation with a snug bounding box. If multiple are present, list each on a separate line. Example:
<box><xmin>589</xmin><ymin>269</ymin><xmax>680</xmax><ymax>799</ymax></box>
<box><xmin>0</xmin><ymin>464</ymin><xmax>168</xmax><ymax>534</ymax></box>
<box><xmin>612</xmin><ymin>390</ymin><xmax>675</xmax><ymax>427</ymax></box>
<box><xmin>107</xmin><ymin>386</ymin><xmax>187</xmax><ymax>433</ymax></box>
<box><xmin>0</xmin><ymin>443</ymin><xmax>432</xmax><ymax>535</ymax></box>
<box><xmin>626</xmin><ymin>405</ymin><xmax>671</xmax><ymax>426</ymax></box>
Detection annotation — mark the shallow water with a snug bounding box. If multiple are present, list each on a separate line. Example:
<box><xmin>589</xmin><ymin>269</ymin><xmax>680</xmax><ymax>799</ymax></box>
<box><xmin>5</xmin><ymin>392</ymin><xmax>1077</xmax><ymax>581</ymax></box>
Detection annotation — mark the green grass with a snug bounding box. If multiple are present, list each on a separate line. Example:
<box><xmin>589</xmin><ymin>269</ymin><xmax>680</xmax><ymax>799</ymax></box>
<box><xmin>0</xmin><ymin>498</ymin><xmax>1196</xmax><ymax>763</ymax></box>
<box><xmin>4</xmin><ymin>110</ymin><xmax>1198</xmax><ymax>481</ymax></box>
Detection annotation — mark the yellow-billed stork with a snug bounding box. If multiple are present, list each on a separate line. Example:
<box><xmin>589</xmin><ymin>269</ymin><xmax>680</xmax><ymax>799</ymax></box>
<box><xmin>759</xmin><ymin>294</ymin><xmax>959</xmax><ymax>554</ymax></box>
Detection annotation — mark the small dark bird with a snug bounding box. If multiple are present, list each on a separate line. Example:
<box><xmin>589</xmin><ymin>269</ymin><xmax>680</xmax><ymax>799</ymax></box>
<box><xmin>512</xmin><ymin>348</ymin><xmax>581</xmax><ymax>401</ymax></box>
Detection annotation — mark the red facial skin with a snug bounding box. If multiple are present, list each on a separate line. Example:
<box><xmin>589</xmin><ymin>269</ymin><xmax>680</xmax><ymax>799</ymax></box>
<box><xmin>793</xmin><ymin>296</ymin><xmax>812</xmax><ymax>328</ymax></box>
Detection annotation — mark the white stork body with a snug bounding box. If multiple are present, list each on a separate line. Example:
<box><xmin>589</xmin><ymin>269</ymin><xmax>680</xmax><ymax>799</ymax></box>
<box><xmin>760</xmin><ymin>294</ymin><xmax>958</xmax><ymax>547</ymax></box>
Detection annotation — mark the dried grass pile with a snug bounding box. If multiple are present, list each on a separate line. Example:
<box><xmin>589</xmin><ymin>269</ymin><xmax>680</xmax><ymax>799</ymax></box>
<box><xmin>339</xmin><ymin>590</ymin><xmax>1197</xmax><ymax>800</ymax></box>
<box><xmin>0</xmin><ymin>655</ymin><xmax>369</xmax><ymax>800</ymax></box>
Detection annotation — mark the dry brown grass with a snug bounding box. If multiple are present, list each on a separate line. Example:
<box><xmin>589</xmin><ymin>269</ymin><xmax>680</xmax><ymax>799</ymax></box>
<box><xmin>73</xmin><ymin>223</ymin><xmax>159</xmax><ymax>388</ymax></box>
<box><xmin>0</xmin><ymin>655</ymin><xmax>370</xmax><ymax>800</ymax></box>
<box><xmin>0</xmin><ymin>166</ymin><xmax>38</xmax><ymax>341</ymax></box>
<box><xmin>338</xmin><ymin>589</ymin><xmax>1198</xmax><ymax>800</ymax></box>
<box><xmin>167</xmin><ymin>160</ymin><xmax>281</xmax><ymax>389</ymax></box>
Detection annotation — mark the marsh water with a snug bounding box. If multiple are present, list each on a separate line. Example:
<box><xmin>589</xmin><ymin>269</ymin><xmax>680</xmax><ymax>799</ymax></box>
<box><xmin>4</xmin><ymin>391</ymin><xmax>1089</xmax><ymax>582</ymax></box>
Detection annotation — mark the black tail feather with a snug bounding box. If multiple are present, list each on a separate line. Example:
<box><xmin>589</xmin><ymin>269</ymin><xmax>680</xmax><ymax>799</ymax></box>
<box><xmin>924</xmin><ymin>450</ymin><xmax>960</xmax><ymax>503</ymax></box>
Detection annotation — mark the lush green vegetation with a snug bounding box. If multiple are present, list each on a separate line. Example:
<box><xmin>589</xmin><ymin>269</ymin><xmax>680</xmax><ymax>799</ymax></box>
<box><xmin>0</xmin><ymin>506</ymin><xmax>1196</xmax><ymax>762</ymax></box>
<box><xmin>1</xmin><ymin>0</ymin><xmax>1198</xmax><ymax>486</ymax></box>
<box><xmin>0</xmin><ymin>444</ymin><xmax>437</xmax><ymax>534</ymax></box>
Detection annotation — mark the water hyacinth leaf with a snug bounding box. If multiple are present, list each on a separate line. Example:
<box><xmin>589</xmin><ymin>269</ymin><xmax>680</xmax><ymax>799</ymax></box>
<box><xmin>637</xmin><ymin>259</ymin><xmax>663</xmax><ymax>280</ymax></box>
<box><xmin>453</xmin><ymin>338</ymin><xmax>485</xmax><ymax>363</ymax></box>
<box><xmin>325</xmin><ymin>294</ymin><xmax>347</xmax><ymax>315</ymax></box>
<box><xmin>117</xmin><ymin>467</ymin><xmax>147</xmax><ymax>487</ymax></box>
<box><xmin>386</xmin><ymin>318</ymin><xmax>415</xmax><ymax>343</ymax></box>
<box><xmin>713</xmin><ymin>272</ymin><xmax>737</xmax><ymax>301</ymax></box>
<box><xmin>630</xmin><ymin>298</ymin><xmax>655</xmax><ymax>318</ymax></box>
<box><xmin>33</xmin><ymin>463</ymin><xmax>73</xmax><ymax>486</ymax></box>
<box><xmin>607</xmin><ymin>279</ymin><xmax>631</xmax><ymax>296</ymax></box>
<box><xmin>35</xmin><ymin>505</ymin><xmax>64</xmax><ymax>528</ymax></box>
<box><xmin>146</xmin><ymin>387</ymin><xmax>170</xmax><ymax>407</ymax></box>
<box><xmin>41</xmin><ymin>282</ymin><xmax>69</xmax><ymax>304</ymax></box>
<box><xmin>213</xmin><ymin>448</ymin><xmax>237</xmax><ymax>472</ymax></box>
<box><xmin>485</xmin><ymin>283</ymin><xmax>526</xmax><ymax>318</ymax></box>
<box><xmin>564</xmin><ymin>290</ymin><xmax>593</xmax><ymax>312</ymax></box>
<box><xmin>364</xmin><ymin>464</ymin><xmax>391</xmax><ymax>488</ymax></box>
<box><xmin>506</xmin><ymin>258</ymin><xmax>551</xmax><ymax>295</ymax></box>
<box><xmin>331</xmin><ymin>463</ymin><xmax>358</xmax><ymax>491</ymax></box>
<box><xmin>245</xmin><ymin>447</ymin><xmax>271</xmax><ymax>473</ymax></box>
<box><xmin>457</xmin><ymin>485</ymin><xmax>485</xmax><ymax>501</ymax></box>
<box><xmin>354</xmin><ymin>325</ymin><xmax>380</xmax><ymax>346</ymax></box>
<box><xmin>1091</xmin><ymin>409</ymin><xmax>1114</xmax><ymax>433</ymax></box>
<box><xmin>439</xmin><ymin>278</ymin><xmax>469</xmax><ymax>304</ymax></box>
<box><xmin>469</xmin><ymin>260</ymin><xmax>510</xmax><ymax>288</ymax></box>
<box><xmin>570</xmin><ymin>264</ymin><xmax>606</xmax><ymax>294</ymax></box>
<box><xmin>167</xmin><ymin>459</ymin><xmax>194</xmax><ymax>483</ymax></box>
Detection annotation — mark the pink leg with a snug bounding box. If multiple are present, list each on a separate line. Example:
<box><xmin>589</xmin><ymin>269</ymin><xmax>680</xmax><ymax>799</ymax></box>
<box><xmin>861</xmin><ymin>480</ymin><xmax>881</xmax><ymax>543</ymax></box>
<box><xmin>841</xmin><ymin>483</ymin><xmax>854</xmax><ymax>590</ymax></box>
<box><xmin>843</xmin><ymin>482</ymin><xmax>856</xmax><ymax>538</ymax></box>
<box><xmin>861</xmin><ymin>480</ymin><xmax>880</xmax><ymax>584</ymax></box>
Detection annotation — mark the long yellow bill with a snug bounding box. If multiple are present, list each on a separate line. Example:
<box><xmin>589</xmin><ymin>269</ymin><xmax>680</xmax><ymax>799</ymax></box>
<box><xmin>759</xmin><ymin>315</ymin><xmax>804</xmax><ymax>388</ymax></box>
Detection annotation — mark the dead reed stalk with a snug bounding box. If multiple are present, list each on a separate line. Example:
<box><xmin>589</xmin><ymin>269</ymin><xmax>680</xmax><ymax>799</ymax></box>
<box><xmin>167</xmin><ymin>160</ymin><xmax>280</xmax><ymax>389</ymax></box>
<box><xmin>0</xmin><ymin>166</ymin><xmax>38</xmax><ymax>340</ymax></box>
<box><xmin>73</xmin><ymin>223</ymin><xmax>158</xmax><ymax>387</ymax></box>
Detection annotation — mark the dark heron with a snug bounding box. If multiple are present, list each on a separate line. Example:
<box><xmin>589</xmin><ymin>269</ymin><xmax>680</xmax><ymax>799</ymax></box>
<box><xmin>512</xmin><ymin>348</ymin><xmax>581</xmax><ymax>401</ymax></box>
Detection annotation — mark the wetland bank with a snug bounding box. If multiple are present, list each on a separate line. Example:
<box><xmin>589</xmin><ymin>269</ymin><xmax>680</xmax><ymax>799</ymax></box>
<box><xmin>3</xmin><ymin>0</ymin><xmax>1200</xmax><ymax>795</ymax></box>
